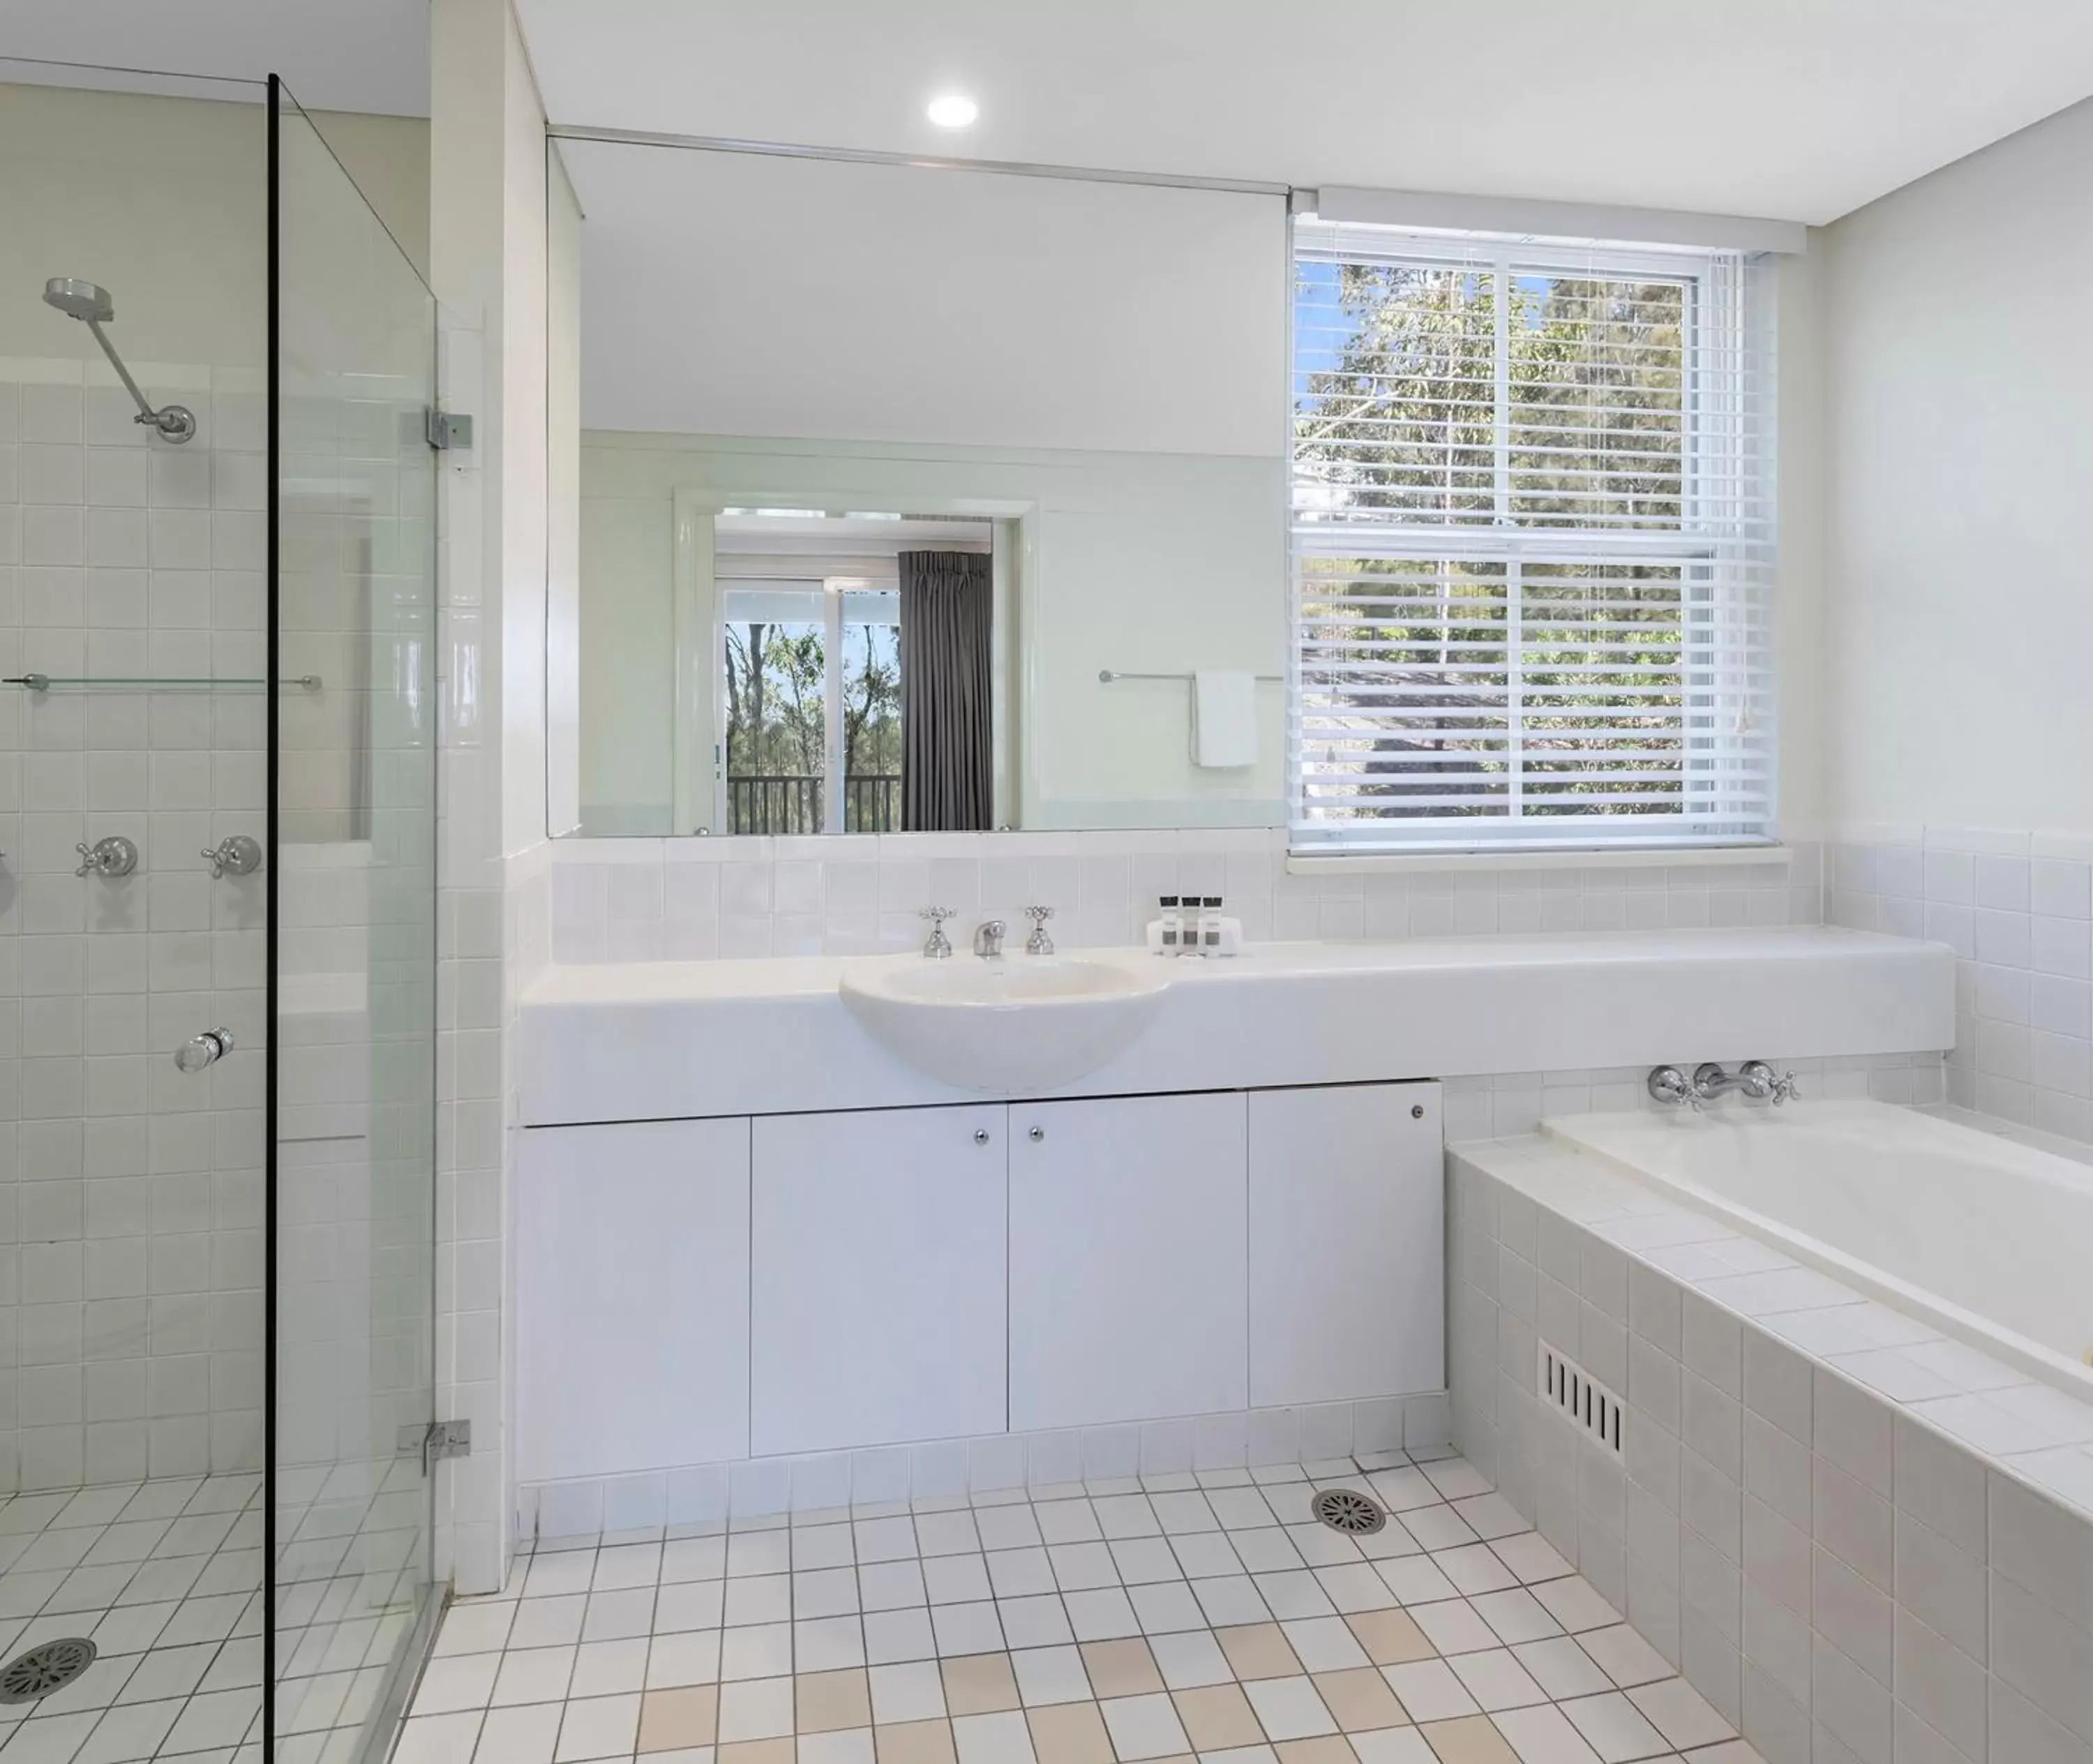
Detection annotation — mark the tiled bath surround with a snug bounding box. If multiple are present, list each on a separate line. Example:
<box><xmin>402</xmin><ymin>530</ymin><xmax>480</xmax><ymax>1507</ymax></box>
<box><xmin>1447</xmin><ymin>1133</ymin><xmax>2093</xmax><ymax>1764</ymax></box>
<box><xmin>1824</xmin><ymin>827</ymin><xmax>2093</xmax><ymax>1144</ymax></box>
<box><xmin>545</xmin><ymin>835</ymin><xmax>1822</xmax><ymax>965</ymax></box>
<box><xmin>0</xmin><ymin>361</ymin><xmax>268</xmax><ymax>1490</ymax></box>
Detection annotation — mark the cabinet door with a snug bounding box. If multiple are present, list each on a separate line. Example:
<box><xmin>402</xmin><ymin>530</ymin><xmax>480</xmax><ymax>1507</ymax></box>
<box><xmin>516</xmin><ymin>1116</ymin><xmax>751</xmax><ymax>1482</ymax></box>
<box><xmin>1010</xmin><ymin>1091</ymin><xmax>1247</xmax><ymax>1431</ymax></box>
<box><xmin>1248</xmin><ymin>1081</ymin><xmax>1443</xmax><ymax>1406</ymax></box>
<box><xmin>751</xmin><ymin>1104</ymin><xmax>1007</xmax><ymax>1456</ymax></box>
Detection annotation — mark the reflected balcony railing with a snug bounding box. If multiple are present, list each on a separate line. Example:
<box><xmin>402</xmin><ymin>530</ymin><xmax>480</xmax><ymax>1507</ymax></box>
<box><xmin>726</xmin><ymin>774</ymin><xmax>901</xmax><ymax>835</ymax></box>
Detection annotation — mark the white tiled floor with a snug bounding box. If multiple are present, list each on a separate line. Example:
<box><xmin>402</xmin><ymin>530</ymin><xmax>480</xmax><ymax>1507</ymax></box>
<box><xmin>0</xmin><ymin>1473</ymin><xmax>263</xmax><ymax>1763</ymax></box>
<box><xmin>397</xmin><ymin>1453</ymin><xmax>1761</xmax><ymax>1764</ymax></box>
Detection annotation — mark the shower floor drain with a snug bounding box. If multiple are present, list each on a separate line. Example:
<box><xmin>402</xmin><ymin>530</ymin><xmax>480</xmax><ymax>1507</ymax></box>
<box><xmin>1310</xmin><ymin>1486</ymin><xmax>1387</xmax><ymax>1534</ymax></box>
<box><xmin>0</xmin><ymin>1638</ymin><xmax>96</xmax><ymax>1703</ymax></box>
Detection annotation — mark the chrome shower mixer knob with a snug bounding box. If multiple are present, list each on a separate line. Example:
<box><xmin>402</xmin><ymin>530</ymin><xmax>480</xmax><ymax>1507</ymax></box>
<box><xmin>75</xmin><ymin>835</ymin><xmax>138</xmax><ymax>879</ymax></box>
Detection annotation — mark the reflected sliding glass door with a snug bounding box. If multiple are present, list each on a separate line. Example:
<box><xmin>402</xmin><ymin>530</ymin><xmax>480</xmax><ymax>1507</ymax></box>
<box><xmin>268</xmin><ymin>78</ymin><xmax>441</xmax><ymax>1762</ymax></box>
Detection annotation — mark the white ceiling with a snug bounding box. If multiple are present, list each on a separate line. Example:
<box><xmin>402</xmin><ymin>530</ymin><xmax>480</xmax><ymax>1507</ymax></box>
<box><xmin>10</xmin><ymin>1</ymin><xmax>2093</xmax><ymax>223</ymax></box>
<box><xmin>0</xmin><ymin>0</ymin><xmax>430</xmax><ymax>117</ymax></box>
<box><xmin>516</xmin><ymin>0</ymin><xmax>2093</xmax><ymax>225</ymax></box>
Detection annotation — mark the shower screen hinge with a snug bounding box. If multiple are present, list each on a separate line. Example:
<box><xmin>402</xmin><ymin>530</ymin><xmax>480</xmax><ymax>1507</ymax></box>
<box><xmin>425</xmin><ymin>408</ymin><xmax>474</xmax><ymax>451</ymax></box>
<box><xmin>398</xmin><ymin>1419</ymin><xmax>472</xmax><ymax>1474</ymax></box>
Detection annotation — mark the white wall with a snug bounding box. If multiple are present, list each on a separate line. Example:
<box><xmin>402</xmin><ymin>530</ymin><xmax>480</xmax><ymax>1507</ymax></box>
<box><xmin>430</xmin><ymin>0</ymin><xmax>557</xmax><ymax>1597</ymax></box>
<box><xmin>1821</xmin><ymin>96</ymin><xmax>2093</xmax><ymax>839</ymax></box>
<box><xmin>0</xmin><ymin>82</ymin><xmax>428</xmax><ymax>366</ymax></box>
<box><xmin>560</xmin><ymin>138</ymin><xmax>1287</xmax><ymax>458</ymax></box>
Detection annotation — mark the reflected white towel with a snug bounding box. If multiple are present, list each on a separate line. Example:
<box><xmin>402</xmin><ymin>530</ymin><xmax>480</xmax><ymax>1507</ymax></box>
<box><xmin>1194</xmin><ymin>669</ymin><xmax>1259</xmax><ymax>768</ymax></box>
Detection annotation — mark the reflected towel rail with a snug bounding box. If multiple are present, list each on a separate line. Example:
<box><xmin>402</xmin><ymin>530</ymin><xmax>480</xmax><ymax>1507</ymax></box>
<box><xmin>1098</xmin><ymin>669</ymin><xmax>1282</xmax><ymax>684</ymax></box>
<box><xmin>3</xmin><ymin>673</ymin><xmax>323</xmax><ymax>691</ymax></box>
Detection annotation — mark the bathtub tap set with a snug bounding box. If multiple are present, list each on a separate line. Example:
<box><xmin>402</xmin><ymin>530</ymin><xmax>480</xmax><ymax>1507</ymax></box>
<box><xmin>1646</xmin><ymin>1060</ymin><xmax>1800</xmax><ymax>1109</ymax></box>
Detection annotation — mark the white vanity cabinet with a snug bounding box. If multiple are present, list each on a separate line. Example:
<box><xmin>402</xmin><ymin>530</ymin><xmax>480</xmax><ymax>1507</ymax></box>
<box><xmin>751</xmin><ymin>1105</ymin><xmax>1007</xmax><ymax>1455</ymax></box>
<box><xmin>513</xmin><ymin>1079</ymin><xmax>1443</xmax><ymax>1482</ymax></box>
<box><xmin>1008</xmin><ymin>1091</ymin><xmax>1250</xmax><ymax>1430</ymax></box>
<box><xmin>516</xmin><ymin>1116</ymin><xmax>752</xmax><ymax>1481</ymax></box>
<box><xmin>1247</xmin><ymin>1082</ymin><xmax>1444</xmax><ymax>1405</ymax></box>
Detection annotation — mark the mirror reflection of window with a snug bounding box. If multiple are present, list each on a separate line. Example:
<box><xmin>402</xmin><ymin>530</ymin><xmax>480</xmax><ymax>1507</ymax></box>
<box><xmin>714</xmin><ymin>513</ymin><xmax>992</xmax><ymax>835</ymax></box>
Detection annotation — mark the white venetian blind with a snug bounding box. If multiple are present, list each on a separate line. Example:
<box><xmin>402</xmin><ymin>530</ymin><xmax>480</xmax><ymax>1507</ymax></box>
<box><xmin>1289</xmin><ymin>220</ymin><xmax>1776</xmax><ymax>853</ymax></box>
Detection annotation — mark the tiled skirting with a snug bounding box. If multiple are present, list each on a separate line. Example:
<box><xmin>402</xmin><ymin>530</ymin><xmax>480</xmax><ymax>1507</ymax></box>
<box><xmin>1446</xmin><ymin>1134</ymin><xmax>2093</xmax><ymax>1764</ymax></box>
<box><xmin>518</xmin><ymin>1401</ymin><xmax>1458</xmax><ymax>1547</ymax></box>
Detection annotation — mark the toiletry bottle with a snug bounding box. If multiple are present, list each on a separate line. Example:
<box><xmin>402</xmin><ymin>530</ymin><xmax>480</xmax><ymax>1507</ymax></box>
<box><xmin>1158</xmin><ymin>896</ymin><xmax>1181</xmax><ymax>954</ymax></box>
<box><xmin>1202</xmin><ymin>897</ymin><xmax>1224</xmax><ymax>952</ymax></box>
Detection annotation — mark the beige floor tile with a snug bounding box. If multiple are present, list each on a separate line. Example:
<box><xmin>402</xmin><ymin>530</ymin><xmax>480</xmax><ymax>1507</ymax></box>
<box><xmin>878</xmin><ymin>1719</ymin><xmax>959</xmax><ymax>1764</ymax></box>
<box><xmin>1346</xmin><ymin>1611</ymin><xmax>1437</xmax><ymax>1667</ymax></box>
<box><xmin>1218</xmin><ymin>1624</ymin><xmax>1304</xmax><ymax>1681</ymax></box>
<box><xmin>1277</xmin><ymin>1740</ymin><xmax>1361</xmax><ymax>1764</ymax></box>
<box><xmin>943</xmin><ymin>1654</ymin><xmax>1022</xmax><ymax>1716</ymax></box>
<box><xmin>1081</xmin><ymin>1640</ymin><xmax>1163</xmax><ymax>1700</ymax></box>
<box><xmin>1314</xmin><ymin>1670</ymin><xmax>1409</xmax><ymax>1735</ymax></box>
<box><xmin>1026</xmin><ymin>1700</ymin><xmax>1114</xmax><ymax>1764</ymax></box>
<box><xmin>721</xmin><ymin>1741</ymin><xmax>800</xmax><ymax>1764</ymax></box>
<box><xmin>802</xmin><ymin>1670</ymin><xmax>875</xmax><ymax>1734</ymax></box>
<box><xmin>1420</xmin><ymin>1717</ymin><xmax>1520</xmax><ymax>1764</ymax></box>
<box><xmin>639</xmin><ymin>1685</ymin><xmax>719</xmax><ymax>1753</ymax></box>
<box><xmin>1172</xmin><ymin>1683</ymin><xmax>1263</xmax><ymax>1751</ymax></box>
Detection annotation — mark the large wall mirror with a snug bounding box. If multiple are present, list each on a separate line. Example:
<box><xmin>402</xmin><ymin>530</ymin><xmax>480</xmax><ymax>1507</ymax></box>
<box><xmin>546</xmin><ymin>136</ymin><xmax>1290</xmax><ymax>836</ymax></box>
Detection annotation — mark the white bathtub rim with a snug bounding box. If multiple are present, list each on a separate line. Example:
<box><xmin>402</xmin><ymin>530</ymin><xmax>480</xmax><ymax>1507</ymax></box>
<box><xmin>1540</xmin><ymin>1102</ymin><xmax>2093</xmax><ymax>1406</ymax></box>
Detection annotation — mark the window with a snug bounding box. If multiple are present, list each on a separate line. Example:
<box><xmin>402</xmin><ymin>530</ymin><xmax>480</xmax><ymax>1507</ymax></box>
<box><xmin>719</xmin><ymin>582</ymin><xmax>903</xmax><ymax>835</ymax></box>
<box><xmin>1289</xmin><ymin>221</ymin><xmax>1775</xmax><ymax>854</ymax></box>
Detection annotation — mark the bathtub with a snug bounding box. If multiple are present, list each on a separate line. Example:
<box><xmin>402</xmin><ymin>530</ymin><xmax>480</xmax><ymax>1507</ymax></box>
<box><xmin>1541</xmin><ymin>1098</ymin><xmax>2093</xmax><ymax>1401</ymax></box>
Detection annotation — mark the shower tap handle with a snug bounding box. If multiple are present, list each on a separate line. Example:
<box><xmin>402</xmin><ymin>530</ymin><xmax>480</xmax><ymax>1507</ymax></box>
<box><xmin>75</xmin><ymin>835</ymin><xmax>139</xmax><ymax>879</ymax></box>
<box><xmin>202</xmin><ymin>835</ymin><xmax>263</xmax><ymax>879</ymax></box>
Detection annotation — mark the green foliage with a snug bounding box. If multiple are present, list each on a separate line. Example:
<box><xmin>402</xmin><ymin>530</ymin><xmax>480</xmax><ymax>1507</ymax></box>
<box><xmin>1295</xmin><ymin>261</ymin><xmax>1694</xmax><ymax>823</ymax></box>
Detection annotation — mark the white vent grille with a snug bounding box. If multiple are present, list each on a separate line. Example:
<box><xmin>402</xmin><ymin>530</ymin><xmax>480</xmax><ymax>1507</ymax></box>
<box><xmin>1539</xmin><ymin>1340</ymin><xmax>1624</xmax><ymax>1453</ymax></box>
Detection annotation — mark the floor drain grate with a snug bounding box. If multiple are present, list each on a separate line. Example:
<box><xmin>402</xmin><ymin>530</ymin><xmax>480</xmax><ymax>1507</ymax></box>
<box><xmin>0</xmin><ymin>1638</ymin><xmax>96</xmax><ymax>1704</ymax></box>
<box><xmin>1310</xmin><ymin>1487</ymin><xmax>1387</xmax><ymax>1534</ymax></box>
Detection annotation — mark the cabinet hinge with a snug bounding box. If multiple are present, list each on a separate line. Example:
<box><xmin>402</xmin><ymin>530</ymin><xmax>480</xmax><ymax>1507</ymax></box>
<box><xmin>425</xmin><ymin>408</ymin><xmax>474</xmax><ymax>450</ymax></box>
<box><xmin>398</xmin><ymin>1419</ymin><xmax>472</xmax><ymax>1474</ymax></box>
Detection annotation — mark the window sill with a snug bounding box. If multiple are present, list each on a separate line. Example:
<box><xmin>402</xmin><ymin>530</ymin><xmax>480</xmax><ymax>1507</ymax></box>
<box><xmin>1285</xmin><ymin>842</ymin><xmax>1792</xmax><ymax>877</ymax></box>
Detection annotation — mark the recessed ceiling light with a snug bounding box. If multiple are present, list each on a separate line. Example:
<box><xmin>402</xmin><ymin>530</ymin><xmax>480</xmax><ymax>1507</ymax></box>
<box><xmin>926</xmin><ymin>94</ymin><xmax>979</xmax><ymax>129</ymax></box>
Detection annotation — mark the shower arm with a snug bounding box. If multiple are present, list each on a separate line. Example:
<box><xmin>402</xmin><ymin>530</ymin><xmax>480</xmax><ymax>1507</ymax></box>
<box><xmin>80</xmin><ymin>315</ymin><xmax>196</xmax><ymax>444</ymax></box>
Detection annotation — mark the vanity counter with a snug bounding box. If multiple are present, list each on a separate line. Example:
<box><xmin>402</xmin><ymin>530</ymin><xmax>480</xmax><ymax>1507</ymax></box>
<box><xmin>519</xmin><ymin>925</ymin><xmax>1953</xmax><ymax>1125</ymax></box>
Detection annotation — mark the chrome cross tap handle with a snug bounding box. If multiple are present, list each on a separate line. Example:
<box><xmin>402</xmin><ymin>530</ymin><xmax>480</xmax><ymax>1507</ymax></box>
<box><xmin>202</xmin><ymin>835</ymin><xmax>262</xmax><ymax>879</ymax></box>
<box><xmin>1646</xmin><ymin>1066</ymin><xmax>1702</xmax><ymax>1110</ymax></box>
<box><xmin>1024</xmin><ymin>906</ymin><xmax>1056</xmax><ymax>955</ymax></box>
<box><xmin>75</xmin><ymin>835</ymin><xmax>138</xmax><ymax>879</ymax></box>
<box><xmin>919</xmin><ymin>906</ymin><xmax>957</xmax><ymax>958</ymax></box>
<box><xmin>1738</xmin><ymin>1060</ymin><xmax>1801</xmax><ymax>1105</ymax></box>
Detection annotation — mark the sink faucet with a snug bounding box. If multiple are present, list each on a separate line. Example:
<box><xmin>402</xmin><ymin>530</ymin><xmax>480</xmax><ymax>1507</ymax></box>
<box><xmin>973</xmin><ymin>919</ymin><xmax>1006</xmax><ymax>959</ymax></box>
<box><xmin>920</xmin><ymin>906</ymin><xmax>956</xmax><ymax>958</ymax></box>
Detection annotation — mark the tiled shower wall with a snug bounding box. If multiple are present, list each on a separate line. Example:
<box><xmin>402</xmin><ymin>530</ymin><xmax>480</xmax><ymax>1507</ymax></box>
<box><xmin>0</xmin><ymin>361</ymin><xmax>267</xmax><ymax>1490</ymax></box>
<box><xmin>545</xmin><ymin>832</ymin><xmax>1824</xmax><ymax>964</ymax></box>
<box><xmin>1824</xmin><ymin>827</ymin><xmax>2093</xmax><ymax>1143</ymax></box>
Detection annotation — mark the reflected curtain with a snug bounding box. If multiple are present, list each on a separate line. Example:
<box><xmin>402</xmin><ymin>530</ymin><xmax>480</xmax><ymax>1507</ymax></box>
<box><xmin>899</xmin><ymin>550</ymin><xmax>992</xmax><ymax>832</ymax></box>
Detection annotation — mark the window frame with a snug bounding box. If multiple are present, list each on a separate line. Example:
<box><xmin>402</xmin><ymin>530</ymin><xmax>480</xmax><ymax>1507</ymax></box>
<box><xmin>1286</xmin><ymin>220</ymin><xmax>1775</xmax><ymax>858</ymax></box>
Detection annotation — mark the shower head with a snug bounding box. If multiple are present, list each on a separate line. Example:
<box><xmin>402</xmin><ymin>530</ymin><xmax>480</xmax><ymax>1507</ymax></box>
<box><xmin>39</xmin><ymin>276</ymin><xmax>193</xmax><ymax>442</ymax></box>
<box><xmin>43</xmin><ymin>278</ymin><xmax>116</xmax><ymax>323</ymax></box>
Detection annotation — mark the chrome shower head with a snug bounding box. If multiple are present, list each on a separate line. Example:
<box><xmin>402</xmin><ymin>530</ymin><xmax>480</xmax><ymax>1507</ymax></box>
<box><xmin>38</xmin><ymin>276</ymin><xmax>193</xmax><ymax>443</ymax></box>
<box><xmin>43</xmin><ymin>278</ymin><xmax>115</xmax><ymax>323</ymax></box>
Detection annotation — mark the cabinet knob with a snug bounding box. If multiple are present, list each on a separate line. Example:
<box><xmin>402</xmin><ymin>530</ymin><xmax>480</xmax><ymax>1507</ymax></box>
<box><xmin>1028</xmin><ymin>1125</ymin><xmax>1044</xmax><ymax>1142</ymax></box>
<box><xmin>973</xmin><ymin>1128</ymin><xmax>990</xmax><ymax>1145</ymax></box>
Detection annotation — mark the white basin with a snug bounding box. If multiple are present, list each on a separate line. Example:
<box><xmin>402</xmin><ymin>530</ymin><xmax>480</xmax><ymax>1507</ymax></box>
<box><xmin>839</xmin><ymin>954</ymin><xmax>1171</xmax><ymax>1093</ymax></box>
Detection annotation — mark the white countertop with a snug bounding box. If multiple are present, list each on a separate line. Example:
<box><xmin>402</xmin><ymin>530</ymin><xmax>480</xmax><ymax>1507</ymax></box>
<box><xmin>520</xmin><ymin>927</ymin><xmax>1956</xmax><ymax>1126</ymax></box>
